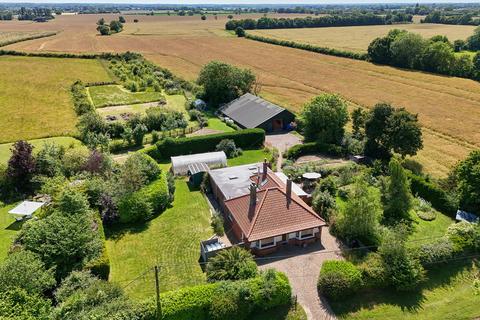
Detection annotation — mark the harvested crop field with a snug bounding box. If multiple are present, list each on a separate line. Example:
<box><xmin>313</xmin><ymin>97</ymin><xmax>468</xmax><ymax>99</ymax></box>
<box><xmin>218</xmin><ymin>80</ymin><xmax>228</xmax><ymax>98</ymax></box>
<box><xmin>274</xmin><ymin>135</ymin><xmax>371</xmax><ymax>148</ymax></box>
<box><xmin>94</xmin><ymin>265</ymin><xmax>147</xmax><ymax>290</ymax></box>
<box><xmin>3</xmin><ymin>14</ymin><xmax>479</xmax><ymax>176</ymax></box>
<box><xmin>248</xmin><ymin>23</ymin><xmax>476</xmax><ymax>53</ymax></box>
<box><xmin>0</xmin><ymin>31</ymin><xmax>56</xmax><ymax>47</ymax></box>
<box><xmin>0</xmin><ymin>55</ymin><xmax>112</xmax><ymax>143</ymax></box>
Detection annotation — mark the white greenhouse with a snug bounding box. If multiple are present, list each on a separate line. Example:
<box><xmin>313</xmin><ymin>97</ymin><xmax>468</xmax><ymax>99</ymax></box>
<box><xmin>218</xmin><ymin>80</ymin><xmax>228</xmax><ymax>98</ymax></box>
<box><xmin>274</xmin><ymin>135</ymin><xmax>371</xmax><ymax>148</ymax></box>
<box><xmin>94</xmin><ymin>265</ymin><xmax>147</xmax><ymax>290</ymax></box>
<box><xmin>171</xmin><ymin>151</ymin><xmax>227</xmax><ymax>176</ymax></box>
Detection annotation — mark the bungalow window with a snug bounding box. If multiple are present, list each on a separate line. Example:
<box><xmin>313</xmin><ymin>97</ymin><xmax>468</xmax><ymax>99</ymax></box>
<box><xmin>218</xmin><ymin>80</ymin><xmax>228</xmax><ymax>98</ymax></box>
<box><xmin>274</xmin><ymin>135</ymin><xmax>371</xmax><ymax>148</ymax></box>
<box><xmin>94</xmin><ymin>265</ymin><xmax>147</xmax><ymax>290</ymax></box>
<box><xmin>259</xmin><ymin>237</ymin><xmax>276</xmax><ymax>249</ymax></box>
<box><xmin>299</xmin><ymin>229</ymin><xmax>314</xmax><ymax>239</ymax></box>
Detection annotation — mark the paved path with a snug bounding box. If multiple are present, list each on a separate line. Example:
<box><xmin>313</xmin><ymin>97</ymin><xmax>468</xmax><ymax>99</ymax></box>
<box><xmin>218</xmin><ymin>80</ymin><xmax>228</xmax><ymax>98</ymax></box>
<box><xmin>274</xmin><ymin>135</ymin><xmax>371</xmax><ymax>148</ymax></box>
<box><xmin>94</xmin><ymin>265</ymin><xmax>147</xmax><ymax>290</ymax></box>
<box><xmin>259</xmin><ymin>228</ymin><xmax>342</xmax><ymax>320</ymax></box>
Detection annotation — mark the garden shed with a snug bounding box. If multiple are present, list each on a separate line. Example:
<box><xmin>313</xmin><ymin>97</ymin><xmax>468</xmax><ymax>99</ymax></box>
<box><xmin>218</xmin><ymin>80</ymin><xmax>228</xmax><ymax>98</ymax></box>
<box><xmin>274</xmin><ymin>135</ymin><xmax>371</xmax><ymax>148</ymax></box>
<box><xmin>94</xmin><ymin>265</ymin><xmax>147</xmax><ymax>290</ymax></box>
<box><xmin>171</xmin><ymin>151</ymin><xmax>227</xmax><ymax>176</ymax></box>
<box><xmin>188</xmin><ymin>162</ymin><xmax>210</xmax><ymax>187</ymax></box>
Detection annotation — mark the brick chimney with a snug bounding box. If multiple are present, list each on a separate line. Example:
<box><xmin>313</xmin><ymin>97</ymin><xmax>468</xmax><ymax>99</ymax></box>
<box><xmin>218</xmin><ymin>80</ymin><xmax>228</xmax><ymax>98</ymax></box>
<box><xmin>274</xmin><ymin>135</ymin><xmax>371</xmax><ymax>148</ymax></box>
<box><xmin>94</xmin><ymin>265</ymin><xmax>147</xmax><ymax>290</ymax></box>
<box><xmin>248</xmin><ymin>183</ymin><xmax>257</xmax><ymax>220</ymax></box>
<box><xmin>286</xmin><ymin>179</ymin><xmax>292</xmax><ymax>208</ymax></box>
<box><xmin>262</xmin><ymin>158</ymin><xmax>268</xmax><ymax>181</ymax></box>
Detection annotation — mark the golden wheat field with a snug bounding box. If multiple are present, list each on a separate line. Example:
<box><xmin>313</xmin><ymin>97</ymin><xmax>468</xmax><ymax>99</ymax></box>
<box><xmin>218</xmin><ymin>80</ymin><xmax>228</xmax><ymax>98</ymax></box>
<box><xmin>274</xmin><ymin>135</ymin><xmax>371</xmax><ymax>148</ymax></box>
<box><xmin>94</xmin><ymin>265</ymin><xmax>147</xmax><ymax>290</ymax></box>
<box><xmin>249</xmin><ymin>23</ymin><xmax>477</xmax><ymax>53</ymax></box>
<box><xmin>1</xmin><ymin>13</ymin><xmax>479</xmax><ymax>176</ymax></box>
<box><xmin>0</xmin><ymin>31</ymin><xmax>56</xmax><ymax>46</ymax></box>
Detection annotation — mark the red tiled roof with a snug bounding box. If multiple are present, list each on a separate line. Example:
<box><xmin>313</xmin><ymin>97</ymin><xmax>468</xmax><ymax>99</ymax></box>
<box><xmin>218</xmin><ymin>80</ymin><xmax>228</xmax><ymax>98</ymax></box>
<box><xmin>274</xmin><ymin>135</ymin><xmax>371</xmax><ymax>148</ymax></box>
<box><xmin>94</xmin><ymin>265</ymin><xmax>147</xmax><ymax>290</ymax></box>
<box><xmin>224</xmin><ymin>186</ymin><xmax>326</xmax><ymax>242</ymax></box>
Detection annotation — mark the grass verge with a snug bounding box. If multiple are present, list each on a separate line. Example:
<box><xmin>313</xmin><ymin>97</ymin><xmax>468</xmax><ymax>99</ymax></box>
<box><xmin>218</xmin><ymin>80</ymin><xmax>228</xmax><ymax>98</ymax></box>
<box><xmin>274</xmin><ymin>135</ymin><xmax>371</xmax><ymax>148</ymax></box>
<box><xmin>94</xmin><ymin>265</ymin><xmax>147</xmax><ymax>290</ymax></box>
<box><xmin>0</xmin><ymin>203</ymin><xmax>21</xmax><ymax>262</ymax></box>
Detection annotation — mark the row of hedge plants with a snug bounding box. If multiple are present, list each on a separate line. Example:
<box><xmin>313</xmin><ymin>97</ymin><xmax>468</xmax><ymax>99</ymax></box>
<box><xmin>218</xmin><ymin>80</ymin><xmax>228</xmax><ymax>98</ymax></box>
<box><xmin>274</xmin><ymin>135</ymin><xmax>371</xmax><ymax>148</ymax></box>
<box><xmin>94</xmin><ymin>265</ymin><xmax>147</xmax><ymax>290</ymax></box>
<box><xmin>144</xmin><ymin>128</ymin><xmax>265</xmax><ymax>160</ymax></box>
<box><xmin>245</xmin><ymin>33</ymin><xmax>368</xmax><ymax>61</ymax></box>
<box><xmin>84</xmin><ymin>213</ymin><xmax>110</xmax><ymax>280</ymax></box>
<box><xmin>138</xmin><ymin>270</ymin><xmax>292</xmax><ymax>320</ymax></box>
<box><xmin>284</xmin><ymin>142</ymin><xmax>344</xmax><ymax>160</ymax></box>
<box><xmin>71</xmin><ymin>80</ymin><xmax>94</xmax><ymax>116</ymax></box>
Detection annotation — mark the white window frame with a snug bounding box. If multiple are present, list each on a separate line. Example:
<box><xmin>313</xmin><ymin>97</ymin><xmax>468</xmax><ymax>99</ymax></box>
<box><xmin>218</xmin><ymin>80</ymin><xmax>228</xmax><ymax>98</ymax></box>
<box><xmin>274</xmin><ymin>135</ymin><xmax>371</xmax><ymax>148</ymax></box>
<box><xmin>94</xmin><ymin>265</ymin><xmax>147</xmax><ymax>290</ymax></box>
<box><xmin>259</xmin><ymin>237</ymin><xmax>276</xmax><ymax>249</ymax></box>
<box><xmin>299</xmin><ymin>229</ymin><xmax>315</xmax><ymax>240</ymax></box>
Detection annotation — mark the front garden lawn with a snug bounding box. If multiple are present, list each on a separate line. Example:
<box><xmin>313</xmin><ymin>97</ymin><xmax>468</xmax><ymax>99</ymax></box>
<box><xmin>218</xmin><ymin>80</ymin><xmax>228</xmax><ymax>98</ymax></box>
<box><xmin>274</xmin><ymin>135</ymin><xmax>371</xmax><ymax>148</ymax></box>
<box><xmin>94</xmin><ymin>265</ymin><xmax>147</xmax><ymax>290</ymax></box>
<box><xmin>227</xmin><ymin>149</ymin><xmax>273</xmax><ymax>167</ymax></box>
<box><xmin>106</xmin><ymin>180</ymin><xmax>213</xmax><ymax>300</ymax></box>
<box><xmin>88</xmin><ymin>85</ymin><xmax>165</xmax><ymax>108</ymax></box>
<box><xmin>0</xmin><ymin>136</ymin><xmax>83</xmax><ymax>164</ymax></box>
<box><xmin>0</xmin><ymin>203</ymin><xmax>21</xmax><ymax>262</ymax></box>
<box><xmin>206</xmin><ymin>117</ymin><xmax>235</xmax><ymax>133</ymax></box>
<box><xmin>331</xmin><ymin>260</ymin><xmax>479</xmax><ymax>320</ymax></box>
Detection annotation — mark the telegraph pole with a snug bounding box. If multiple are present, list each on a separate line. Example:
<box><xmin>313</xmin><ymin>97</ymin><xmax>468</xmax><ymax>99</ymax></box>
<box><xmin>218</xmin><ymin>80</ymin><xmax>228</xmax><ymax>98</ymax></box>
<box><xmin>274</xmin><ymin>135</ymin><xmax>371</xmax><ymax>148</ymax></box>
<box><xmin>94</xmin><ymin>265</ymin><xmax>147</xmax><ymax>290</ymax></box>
<box><xmin>154</xmin><ymin>266</ymin><xmax>162</xmax><ymax>319</ymax></box>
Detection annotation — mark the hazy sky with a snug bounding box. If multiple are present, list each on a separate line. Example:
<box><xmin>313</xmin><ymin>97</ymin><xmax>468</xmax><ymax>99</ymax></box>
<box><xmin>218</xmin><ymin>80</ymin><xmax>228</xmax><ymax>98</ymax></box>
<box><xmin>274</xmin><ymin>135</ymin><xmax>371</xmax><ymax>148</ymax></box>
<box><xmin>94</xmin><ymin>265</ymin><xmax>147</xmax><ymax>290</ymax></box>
<box><xmin>0</xmin><ymin>0</ymin><xmax>474</xmax><ymax>4</ymax></box>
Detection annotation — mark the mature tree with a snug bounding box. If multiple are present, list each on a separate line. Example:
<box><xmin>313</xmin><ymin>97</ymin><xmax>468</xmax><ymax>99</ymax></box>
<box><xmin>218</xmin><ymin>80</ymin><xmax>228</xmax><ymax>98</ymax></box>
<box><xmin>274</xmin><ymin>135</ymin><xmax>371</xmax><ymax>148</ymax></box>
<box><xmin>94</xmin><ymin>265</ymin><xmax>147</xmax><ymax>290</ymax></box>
<box><xmin>367</xmin><ymin>29</ymin><xmax>406</xmax><ymax>64</ymax></box>
<box><xmin>18</xmin><ymin>212</ymin><xmax>102</xmax><ymax>280</ymax></box>
<box><xmin>336</xmin><ymin>177</ymin><xmax>382</xmax><ymax>245</ymax></box>
<box><xmin>351</xmin><ymin>107</ymin><xmax>367</xmax><ymax>139</ymax></box>
<box><xmin>420</xmin><ymin>41</ymin><xmax>455</xmax><ymax>74</ymax></box>
<box><xmin>96</xmin><ymin>24</ymin><xmax>110</xmax><ymax>35</ymax></box>
<box><xmin>467</xmin><ymin>26</ymin><xmax>480</xmax><ymax>51</ymax></box>
<box><xmin>96</xmin><ymin>17</ymin><xmax>105</xmax><ymax>25</ymax></box>
<box><xmin>118</xmin><ymin>16</ymin><xmax>126</xmax><ymax>23</ymax></box>
<box><xmin>454</xmin><ymin>150</ymin><xmax>480</xmax><ymax>214</ymax></box>
<box><xmin>390</xmin><ymin>32</ymin><xmax>426</xmax><ymax>68</ymax></box>
<box><xmin>57</xmin><ymin>188</ymin><xmax>90</xmax><ymax>215</ymax></box>
<box><xmin>206</xmin><ymin>247</ymin><xmax>258</xmax><ymax>282</ymax></box>
<box><xmin>201</xmin><ymin>15</ymin><xmax>207</xmax><ymax>20</ymax></box>
<box><xmin>378</xmin><ymin>229</ymin><xmax>425</xmax><ymax>291</ymax></box>
<box><xmin>109</xmin><ymin>20</ymin><xmax>123</xmax><ymax>33</ymax></box>
<box><xmin>386</xmin><ymin>109</ymin><xmax>423</xmax><ymax>158</ymax></box>
<box><xmin>0</xmin><ymin>288</ymin><xmax>51</xmax><ymax>320</ymax></box>
<box><xmin>235</xmin><ymin>26</ymin><xmax>245</xmax><ymax>37</ymax></box>
<box><xmin>0</xmin><ymin>250</ymin><xmax>55</xmax><ymax>295</ymax></box>
<box><xmin>453</xmin><ymin>39</ymin><xmax>466</xmax><ymax>52</ymax></box>
<box><xmin>7</xmin><ymin>140</ymin><xmax>35</xmax><ymax>192</ymax></box>
<box><xmin>453</xmin><ymin>53</ymin><xmax>474</xmax><ymax>78</ymax></box>
<box><xmin>383</xmin><ymin>158</ymin><xmax>413</xmax><ymax>224</ymax></box>
<box><xmin>364</xmin><ymin>103</ymin><xmax>422</xmax><ymax>159</ymax></box>
<box><xmin>197</xmin><ymin>61</ymin><xmax>255</xmax><ymax>106</ymax></box>
<box><xmin>300</xmin><ymin>94</ymin><xmax>349</xmax><ymax>144</ymax></box>
<box><xmin>99</xmin><ymin>193</ymin><xmax>119</xmax><ymax>224</ymax></box>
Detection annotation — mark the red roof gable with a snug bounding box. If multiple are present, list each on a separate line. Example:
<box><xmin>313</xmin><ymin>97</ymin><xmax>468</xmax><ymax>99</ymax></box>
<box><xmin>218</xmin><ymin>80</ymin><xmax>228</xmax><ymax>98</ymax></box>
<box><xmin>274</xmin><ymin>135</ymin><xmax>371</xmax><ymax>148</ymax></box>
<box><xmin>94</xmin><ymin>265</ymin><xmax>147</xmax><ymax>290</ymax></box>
<box><xmin>224</xmin><ymin>186</ymin><xmax>326</xmax><ymax>242</ymax></box>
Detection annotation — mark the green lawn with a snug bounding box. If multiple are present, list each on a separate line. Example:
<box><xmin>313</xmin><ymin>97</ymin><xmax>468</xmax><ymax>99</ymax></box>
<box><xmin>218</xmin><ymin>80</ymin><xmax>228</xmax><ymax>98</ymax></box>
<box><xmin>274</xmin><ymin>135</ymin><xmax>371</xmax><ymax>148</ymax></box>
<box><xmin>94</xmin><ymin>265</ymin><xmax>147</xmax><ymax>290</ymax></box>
<box><xmin>0</xmin><ymin>136</ymin><xmax>83</xmax><ymax>164</ymax></box>
<box><xmin>0</xmin><ymin>55</ymin><xmax>112</xmax><ymax>143</ymax></box>
<box><xmin>409</xmin><ymin>210</ymin><xmax>454</xmax><ymax>245</ymax></box>
<box><xmin>331</xmin><ymin>261</ymin><xmax>479</xmax><ymax>320</ymax></box>
<box><xmin>0</xmin><ymin>203</ymin><xmax>21</xmax><ymax>261</ymax></box>
<box><xmin>106</xmin><ymin>180</ymin><xmax>212</xmax><ymax>300</ymax></box>
<box><xmin>227</xmin><ymin>149</ymin><xmax>273</xmax><ymax>167</ymax></box>
<box><xmin>206</xmin><ymin>117</ymin><xmax>235</xmax><ymax>133</ymax></box>
<box><xmin>88</xmin><ymin>85</ymin><xmax>165</xmax><ymax>108</ymax></box>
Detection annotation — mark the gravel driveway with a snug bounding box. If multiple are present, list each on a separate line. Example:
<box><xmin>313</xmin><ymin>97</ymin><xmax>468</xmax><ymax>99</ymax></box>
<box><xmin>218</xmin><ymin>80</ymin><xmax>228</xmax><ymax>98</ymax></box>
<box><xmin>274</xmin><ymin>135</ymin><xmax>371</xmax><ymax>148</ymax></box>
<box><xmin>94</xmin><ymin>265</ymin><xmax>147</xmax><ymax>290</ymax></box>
<box><xmin>258</xmin><ymin>228</ymin><xmax>342</xmax><ymax>320</ymax></box>
<box><xmin>265</xmin><ymin>132</ymin><xmax>303</xmax><ymax>171</ymax></box>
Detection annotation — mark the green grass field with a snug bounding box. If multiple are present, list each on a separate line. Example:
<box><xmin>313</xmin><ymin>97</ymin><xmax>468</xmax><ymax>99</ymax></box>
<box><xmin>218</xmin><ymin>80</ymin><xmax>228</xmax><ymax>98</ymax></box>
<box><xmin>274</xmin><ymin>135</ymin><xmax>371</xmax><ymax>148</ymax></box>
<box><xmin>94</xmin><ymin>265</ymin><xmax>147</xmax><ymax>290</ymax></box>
<box><xmin>0</xmin><ymin>203</ymin><xmax>21</xmax><ymax>262</ymax></box>
<box><xmin>0</xmin><ymin>136</ymin><xmax>83</xmax><ymax>164</ymax></box>
<box><xmin>331</xmin><ymin>260</ymin><xmax>479</xmax><ymax>320</ymax></box>
<box><xmin>206</xmin><ymin>117</ymin><xmax>235</xmax><ymax>132</ymax></box>
<box><xmin>0</xmin><ymin>55</ymin><xmax>112</xmax><ymax>143</ymax></box>
<box><xmin>409</xmin><ymin>211</ymin><xmax>454</xmax><ymax>245</ymax></box>
<box><xmin>87</xmin><ymin>85</ymin><xmax>165</xmax><ymax>108</ymax></box>
<box><xmin>106</xmin><ymin>180</ymin><xmax>212</xmax><ymax>300</ymax></box>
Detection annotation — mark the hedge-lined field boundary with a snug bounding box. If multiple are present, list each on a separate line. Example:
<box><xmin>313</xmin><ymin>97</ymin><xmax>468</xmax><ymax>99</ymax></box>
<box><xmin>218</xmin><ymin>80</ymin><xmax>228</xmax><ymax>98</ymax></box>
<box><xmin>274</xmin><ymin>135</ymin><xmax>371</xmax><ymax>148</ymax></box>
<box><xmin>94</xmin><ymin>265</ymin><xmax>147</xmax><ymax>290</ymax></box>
<box><xmin>245</xmin><ymin>33</ymin><xmax>368</xmax><ymax>61</ymax></box>
<box><xmin>144</xmin><ymin>128</ymin><xmax>266</xmax><ymax>160</ymax></box>
<box><xmin>0</xmin><ymin>31</ymin><xmax>57</xmax><ymax>48</ymax></box>
<box><xmin>0</xmin><ymin>49</ymin><xmax>133</xmax><ymax>59</ymax></box>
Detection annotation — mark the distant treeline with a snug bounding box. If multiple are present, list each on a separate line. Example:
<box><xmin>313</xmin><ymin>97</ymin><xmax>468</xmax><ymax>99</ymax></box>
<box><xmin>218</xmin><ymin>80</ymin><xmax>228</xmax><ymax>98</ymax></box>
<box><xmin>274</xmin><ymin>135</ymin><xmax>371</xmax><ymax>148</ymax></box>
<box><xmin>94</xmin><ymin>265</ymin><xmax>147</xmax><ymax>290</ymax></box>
<box><xmin>0</xmin><ymin>11</ymin><xmax>12</xmax><ymax>20</ymax></box>
<box><xmin>17</xmin><ymin>7</ymin><xmax>54</xmax><ymax>21</ymax></box>
<box><xmin>422</xmin><ymin>11</ymin><xmax>480</xmax><ymax>26</ymax></box>
<box><xmin>226</xmin><ymin>13</ymin><xmax>413</xmax><ymax>30</ymax></box>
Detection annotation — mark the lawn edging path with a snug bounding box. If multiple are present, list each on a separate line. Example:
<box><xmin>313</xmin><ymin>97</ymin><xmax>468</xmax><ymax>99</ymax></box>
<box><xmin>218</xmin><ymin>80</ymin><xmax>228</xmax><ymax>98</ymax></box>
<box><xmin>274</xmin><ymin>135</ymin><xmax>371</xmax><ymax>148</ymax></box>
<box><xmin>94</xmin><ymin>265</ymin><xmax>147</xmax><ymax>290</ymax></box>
<box><xmin>106</xmin><ymin>179</ymin><xmax>213</xmax><ymax>300</ymax></box>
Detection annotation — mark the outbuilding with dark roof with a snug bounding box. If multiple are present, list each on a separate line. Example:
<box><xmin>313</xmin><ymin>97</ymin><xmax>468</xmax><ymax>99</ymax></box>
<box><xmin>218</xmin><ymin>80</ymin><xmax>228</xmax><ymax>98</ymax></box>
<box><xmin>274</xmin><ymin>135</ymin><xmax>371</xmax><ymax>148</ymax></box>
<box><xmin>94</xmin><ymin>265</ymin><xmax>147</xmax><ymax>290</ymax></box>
<box><xmin>220</xmin><ymin>93</ymin><xmax>295</xmax><ymax>132</ymax></box>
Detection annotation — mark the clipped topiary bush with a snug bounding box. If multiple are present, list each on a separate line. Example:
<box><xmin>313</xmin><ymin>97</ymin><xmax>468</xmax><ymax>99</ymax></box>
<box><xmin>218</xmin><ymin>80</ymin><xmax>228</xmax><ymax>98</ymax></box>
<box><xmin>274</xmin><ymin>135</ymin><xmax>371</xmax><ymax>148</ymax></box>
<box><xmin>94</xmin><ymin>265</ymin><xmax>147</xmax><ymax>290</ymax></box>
<box><xmin>317</xmin><ymin>260</ymin><xmax>363</xmax><ymax>300</ymax></box>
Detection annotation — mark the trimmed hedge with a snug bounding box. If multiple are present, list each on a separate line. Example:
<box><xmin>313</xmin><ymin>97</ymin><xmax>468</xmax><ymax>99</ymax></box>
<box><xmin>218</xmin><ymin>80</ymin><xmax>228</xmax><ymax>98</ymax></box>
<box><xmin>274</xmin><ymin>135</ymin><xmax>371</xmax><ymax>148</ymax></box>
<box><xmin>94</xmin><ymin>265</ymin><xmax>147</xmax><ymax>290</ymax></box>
<box><xmin>144</xmin><ymin>129</ymin><xmax>265</xmax><ymax>160</ymax></box>
<box><xmin>285</xmin><ymin>142</ymin><xmax>344</xmax><ymax>160</ymax></box>
<box><xmin>407</xmin><ymin>171</ymin><xmax>457</xmax><ymax>217</ymax></box>
<box><xmin>139</xmin><ymin>271</ymin><xmax>291</xmax><ymax>320</ymax></box>
<box><xmin>118</xmin><ymin>172</ymin><xmax>169</xmax><ymax>223</ymax></box>
<box><xmin>245</xmin><ymin>33</ymin><xmax>368</xmax><ymax>61</ymax></box>
<box><xmin>317</xmin><ymin>260</ymin><xmax>363</xmax><ymax>300</ymax></box>
<box><xmin>0</xmin><ymin>49</ymin><xmax>133</xmax><ymax>60</ymax></box>
<box><xmin>84</xmin><ymin>214</ymin><xmax>110</xmax><ymax>280</ymax></box>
